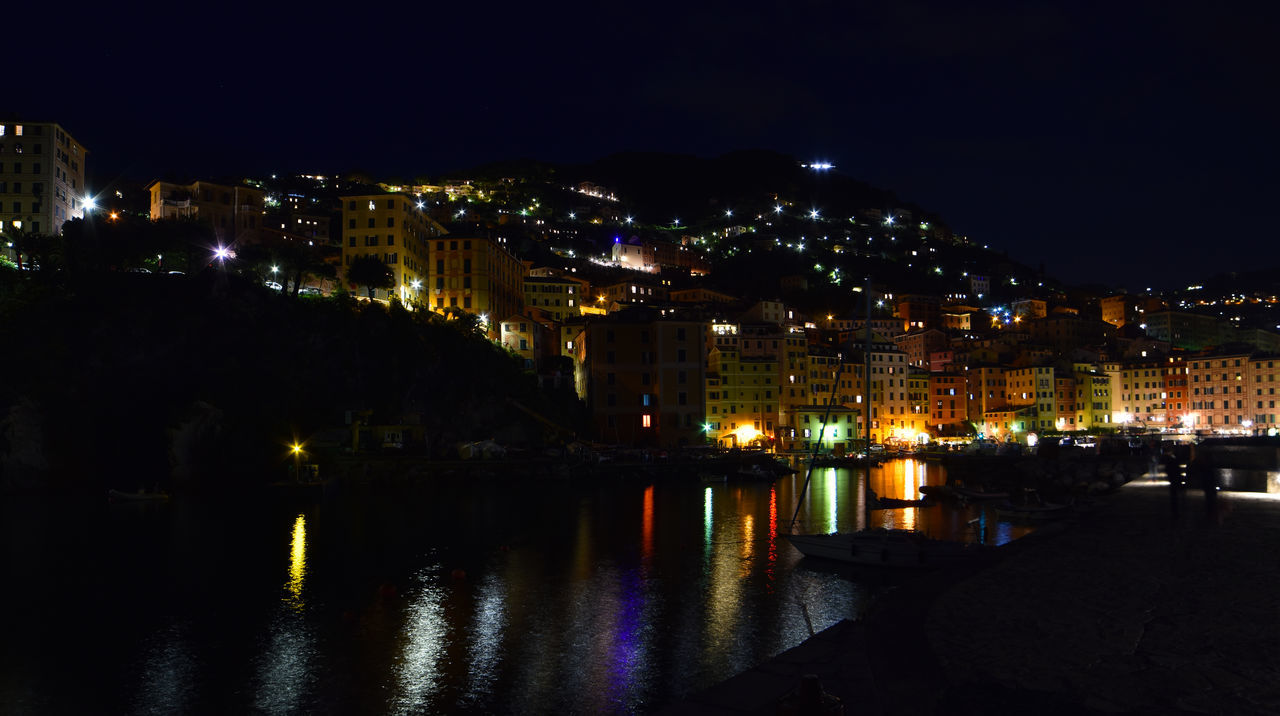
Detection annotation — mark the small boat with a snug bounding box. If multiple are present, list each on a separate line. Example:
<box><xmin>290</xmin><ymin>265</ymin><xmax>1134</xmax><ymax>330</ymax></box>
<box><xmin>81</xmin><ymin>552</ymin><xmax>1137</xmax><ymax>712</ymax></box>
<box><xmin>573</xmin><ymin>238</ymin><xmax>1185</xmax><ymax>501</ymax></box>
<box><xmin>951</xmin><ymin>485</ymin><xmax>1010</xmax><ymax>502</ymax></box>
<box><xmin>108</xmin><ymin>488</ymin><xmax>170</xmax><ymax>502</ymax></box>
<box><xmin>733</xmin><ymin>463</ymin><xmax>779</xmax><ymax>481</ymax></box>
<box><xmin>995</xmin><ymin>500</ymin><xmax>1071</xmax><ymax>520</ymax></box>
<box><xmin>874</xmin><ymin>496</ymin><xmax>932</xmax><ymax>509</ymax></box>
<box><xmin>783</xmin><ymin>529</ymin><xmax>987</xmax><ymax>567</ymax></box>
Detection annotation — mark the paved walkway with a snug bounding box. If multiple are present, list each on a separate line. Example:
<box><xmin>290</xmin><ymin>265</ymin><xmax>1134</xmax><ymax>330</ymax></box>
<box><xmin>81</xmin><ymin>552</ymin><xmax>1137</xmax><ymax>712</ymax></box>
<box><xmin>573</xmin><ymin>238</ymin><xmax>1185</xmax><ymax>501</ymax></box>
<box><xmin>663</xmin><ymin>479</ymin><xmax>1280</xmax><ymax>715</ymax></box>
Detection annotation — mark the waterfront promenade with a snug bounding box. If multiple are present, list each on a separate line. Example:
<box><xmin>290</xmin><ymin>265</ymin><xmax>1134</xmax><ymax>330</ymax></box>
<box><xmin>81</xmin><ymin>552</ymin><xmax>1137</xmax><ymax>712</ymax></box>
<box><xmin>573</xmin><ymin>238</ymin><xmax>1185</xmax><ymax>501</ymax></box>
<box><xmin>664</xmin><ymin>478</ymin><xmax>1280</xmax><ymax>715</ymax></box>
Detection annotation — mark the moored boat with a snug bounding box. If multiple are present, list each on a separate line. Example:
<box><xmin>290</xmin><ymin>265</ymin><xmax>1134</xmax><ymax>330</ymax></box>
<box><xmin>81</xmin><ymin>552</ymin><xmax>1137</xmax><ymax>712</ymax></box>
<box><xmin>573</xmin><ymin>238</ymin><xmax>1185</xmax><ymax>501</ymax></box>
<box><xmin>783</xmin><ymin>529</ymin><xmax>988</xmax><ymax>567</ymax></box>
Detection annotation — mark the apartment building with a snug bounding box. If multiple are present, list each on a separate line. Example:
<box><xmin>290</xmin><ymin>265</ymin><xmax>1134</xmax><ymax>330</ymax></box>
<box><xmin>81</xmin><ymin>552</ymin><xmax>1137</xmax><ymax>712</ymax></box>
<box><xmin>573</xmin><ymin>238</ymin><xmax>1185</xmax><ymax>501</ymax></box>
<box><xmin>0</xmin><ymin>121</ymin><xmax>88</xmax><ymax>244</ymax></box>
<box><xmin>524</xmin><ymin>274</ymin><xmax>588</xmax><ymax>322</ymax></box>
<box><xmin>1183</xmin><ymin>353</ymin><xmax>1280</xmax><ymax>433</ymax></box>
<box><xmin>340</xmin><ymin>194</ymin><xmax>446</xmax><ymax>306</ymax></box>
<box><xmin>150</xmin><ymin>180</ymin><xmax>265</xmax><ymax>246</ymax></box>
<box><xmin>585</xmin><ymin>313</ymin><xmax>707</xmax><ymax>447</ymax></box>
<box><xmin>428</xmin><ymin>235</ymin><xmax>523</xmax><ymax>335</ymax></box>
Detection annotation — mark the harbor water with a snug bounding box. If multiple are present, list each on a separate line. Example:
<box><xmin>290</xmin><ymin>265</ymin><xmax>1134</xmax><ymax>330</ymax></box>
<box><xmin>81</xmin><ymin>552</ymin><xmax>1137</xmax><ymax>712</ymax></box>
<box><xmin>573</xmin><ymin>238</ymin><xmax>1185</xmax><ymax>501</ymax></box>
<box><xmin>0</xmin><ymin>459</ymin><xmax>1032</xmax><ymax>714</ymax></box>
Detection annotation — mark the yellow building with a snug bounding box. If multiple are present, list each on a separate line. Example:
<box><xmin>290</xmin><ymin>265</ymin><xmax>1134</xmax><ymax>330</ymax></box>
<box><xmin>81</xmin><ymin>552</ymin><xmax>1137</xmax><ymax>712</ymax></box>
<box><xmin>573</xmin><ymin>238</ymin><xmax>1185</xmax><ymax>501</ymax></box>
<box><xmin>706</xmin><ymin>346</ymin><xmax>778</xmax><ymax>448</ymax></box>
<box><xmin>1072</xmin><ymin>363</ymin><xmax>1113</xmax><ymax>430</ymax></box>
<box><xmin>150</xmin><ymin>179</ymin><xmax>266</xmax><ymax>246</ymax></box>
<box><xmin>0</xmin><ymin>121</ymin><xmax>88</xmax><ymax>241</ymax></box>
<box><xmin>429</xmin><ymin>236</ymin><xmax>524</xmax><ymax>337</ymax></box>
<box><xmin>523</xmin><ymin>274</ymin><xmax>588</xmax><ymax>323</ymax></box>
<box><xmin>1005</xmin><ymin>365</ymin><xmax>1056</xmax><ymax>433</ymax></box>
<box><xmin>340</xmin><ymin>193</ymin><xmax>445</xmax><ymax>306</ymax></box>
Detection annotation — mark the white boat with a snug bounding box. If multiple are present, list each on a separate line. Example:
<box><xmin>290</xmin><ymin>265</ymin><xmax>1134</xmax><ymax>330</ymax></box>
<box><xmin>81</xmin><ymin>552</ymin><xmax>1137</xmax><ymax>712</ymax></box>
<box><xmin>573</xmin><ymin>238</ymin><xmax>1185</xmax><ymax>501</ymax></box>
<box><xmin>783</xmin><ymin>529</ymin><xmax>987</xmax><ymax>567</ymax></box>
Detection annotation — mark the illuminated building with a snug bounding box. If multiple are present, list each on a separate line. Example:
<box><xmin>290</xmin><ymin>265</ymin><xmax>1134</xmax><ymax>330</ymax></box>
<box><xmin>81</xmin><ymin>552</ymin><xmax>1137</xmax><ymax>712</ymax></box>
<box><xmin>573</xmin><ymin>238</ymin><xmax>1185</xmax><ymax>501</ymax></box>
<box><xmin>1163</xmin><ymin>356</ymin><xmax>1189</xmax><ymax>426</ymax></box>
<box><xmin>1100</xmin><ymin>294</ymin><xmax>1143</xmax><ymax>328</ymax></box>
<box><xmin>849</xmin><ymin>335</ymin><xmax>911</xmax><ymax>443</ymax></box>
<box><xmin>428</xmin><ymin>235</ymin><xmax>523</xmax><ymax>335</ymax></box>
<box><xmin>523</xmin><ymin>274</ymin><xmax>588</xmax><ymax>322</ymax></box>
<box><xmin>584</xmin><ymin>312</ymin><xmax>707</xmax><ymax>447</ymax></box>
<box><xmin>707</xmin><ymin>337</ymin><xmax>777</xmax><ymax>448</ymax></box>
<box><xmin>652</xmin><ymin>239</ymin><xmax>711</xmax><ymax>276</ymax></box>
<box><xmin>1072</xmin><ymin>363</ymin><xmax>1113</xmax><ymax>430</ymax></box>
<box><xmin>340</xmin><ymin>193</ymin><xmax>445</xmax><ymax>306</ymax></box>
<box><xmin>149</xmin><ymin>179</ymin><xmax>265</xmax><ymax>245</ymax></box>
<box><xmin>894</xmin><ymin>294</ymin><xmax>942</xmax><ymax>332</ymax></box>
<box><xmin>894</xmin><ymin>328</ymin><xmax>948</xmax><ymax>368</ymax></box>
<box><xmin>0</xmin><ymin>120</ymin><xmax>88</xmax><ymax>247</ymax></box>
<box><xmin>596</xmin><ymin>279</ymin><xmax>668</xmax><ymax>305</ymax></box>
<box><xmin>610</xmin><ymin>240</ymin><xmax>657</xmax><ymax>272</ymax></box>
<box><xmin>1110</xmin><ymin>359</ymin><xmax>1167</xmax><ymax>427</ymax></box>
<box><xmin>964</xmin><ymin>364</ymin><xmax>1008</xmax><ymax>430</ymax></box>
<box><xmin>1181</xmin><ymin>353</ymin><xmax>1280</xmax><ymax>433</ymax></box>
<box><xmin>1005</xmin><ymin>365</ymin><xmax>1056</xmax><ymax>432</ymax></box>
<box><xmin>929</xmin><ymin>373</ymin><xmax>967</xmax><ymax>435</ymax></box>
<box><xmin>1011</xmin><ymin>298</ymin><xmax>1047</xmax><ymax>320</ymax></box>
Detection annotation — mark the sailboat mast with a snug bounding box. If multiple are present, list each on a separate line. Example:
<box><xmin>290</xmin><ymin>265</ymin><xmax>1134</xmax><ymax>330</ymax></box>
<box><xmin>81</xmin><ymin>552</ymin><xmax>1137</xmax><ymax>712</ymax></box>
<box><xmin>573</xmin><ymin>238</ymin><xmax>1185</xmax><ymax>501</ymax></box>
<box><xmin>863</xmin><ymin>277</ymin><xmax>873</xmax><ymax>530</ymax></box>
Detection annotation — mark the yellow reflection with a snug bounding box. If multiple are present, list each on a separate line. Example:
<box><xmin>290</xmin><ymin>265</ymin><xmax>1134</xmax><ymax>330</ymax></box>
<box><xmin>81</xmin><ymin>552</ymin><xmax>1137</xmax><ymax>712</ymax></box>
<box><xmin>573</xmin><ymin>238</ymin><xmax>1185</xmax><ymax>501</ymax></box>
<box><xmin>740</xmin><ymin>514</ymin><xmax>754</xmax><ymax>573</ymax></box>
<box><xmin>286</xmin><ymin>514</ymin><xmax>306</xmax><ymax>612</ymax></box>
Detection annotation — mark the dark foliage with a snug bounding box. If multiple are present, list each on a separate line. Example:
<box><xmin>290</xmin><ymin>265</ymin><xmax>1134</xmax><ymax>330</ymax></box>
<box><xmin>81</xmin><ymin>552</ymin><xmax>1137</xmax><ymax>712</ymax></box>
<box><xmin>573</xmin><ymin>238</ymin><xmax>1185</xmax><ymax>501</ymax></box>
<box><xmin>0</xmin><ymin>271</ymin><xmax>582</xmax><ymax>493</ymax></box>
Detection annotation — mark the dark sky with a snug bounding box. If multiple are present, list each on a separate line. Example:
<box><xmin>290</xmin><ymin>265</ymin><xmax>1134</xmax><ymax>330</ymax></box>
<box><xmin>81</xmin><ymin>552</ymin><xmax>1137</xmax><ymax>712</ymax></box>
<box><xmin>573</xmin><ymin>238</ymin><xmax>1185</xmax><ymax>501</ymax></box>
<box><xmin>16</xmin><ymin>1</ymin><xmax>1279</xmax><ymax>289</ymax></box>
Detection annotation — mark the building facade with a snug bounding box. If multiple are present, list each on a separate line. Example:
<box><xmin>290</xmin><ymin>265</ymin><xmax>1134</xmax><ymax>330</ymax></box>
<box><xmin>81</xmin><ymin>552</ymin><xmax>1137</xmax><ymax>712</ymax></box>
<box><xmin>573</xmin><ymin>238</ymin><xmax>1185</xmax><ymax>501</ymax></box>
<box><xmin>0</xmin><ymin>120</ymin><xmax>88</xmax><ymax>242</ymax></box>
<box><xmin>340</xmin><ymin>193</ymin><xmax>445</xmax><ymax>305</ymax></box>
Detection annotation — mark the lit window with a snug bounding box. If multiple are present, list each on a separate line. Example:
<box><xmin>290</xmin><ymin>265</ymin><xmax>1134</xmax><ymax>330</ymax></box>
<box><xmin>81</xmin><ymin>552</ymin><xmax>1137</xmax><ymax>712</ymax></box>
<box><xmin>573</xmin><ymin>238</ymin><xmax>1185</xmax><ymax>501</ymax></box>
<box><xmin>14</xmin><ymin>125</ymin><xmax>22</xmax><ymax>136</ymax></box>
<box><xmin>368</xmin><ymin>200</ymin><xmax>375</xmax><ymax>211</ymax></box>
<box><xmin>642</xmin><ymin>414</ymin><xmax>652</xmax><ymax>428</ymax></box>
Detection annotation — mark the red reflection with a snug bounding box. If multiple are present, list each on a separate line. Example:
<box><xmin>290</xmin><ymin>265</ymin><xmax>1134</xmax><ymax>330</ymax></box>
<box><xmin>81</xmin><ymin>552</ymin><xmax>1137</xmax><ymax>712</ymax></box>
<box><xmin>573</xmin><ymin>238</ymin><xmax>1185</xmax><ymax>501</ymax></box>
<box><xmin>766</xmin><ymin>485</ymin><xmax>777</xmax><ymax>592</ymax></box>
<box><xmin>642</xmin><ymin>485</ymin><xmax>654</xmax><ymax>567</ymax></box>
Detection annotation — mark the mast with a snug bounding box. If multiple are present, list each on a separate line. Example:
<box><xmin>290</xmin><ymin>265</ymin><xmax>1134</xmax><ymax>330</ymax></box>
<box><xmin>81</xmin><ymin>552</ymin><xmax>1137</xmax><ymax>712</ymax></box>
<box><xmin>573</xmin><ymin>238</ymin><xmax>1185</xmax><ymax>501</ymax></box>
<box><xmin>863</xmin><ymin>276</ymin><xmax>873</xmax><ymax>531</ymax></box>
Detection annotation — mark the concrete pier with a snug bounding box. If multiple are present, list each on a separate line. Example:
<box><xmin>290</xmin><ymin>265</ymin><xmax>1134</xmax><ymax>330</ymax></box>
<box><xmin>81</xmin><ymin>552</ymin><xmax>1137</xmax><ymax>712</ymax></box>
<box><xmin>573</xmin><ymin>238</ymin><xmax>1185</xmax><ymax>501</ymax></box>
<box><xmin>663</xmin><ymin>478</ymin><xmax>1280</xmax><ymax>715</ymax></box>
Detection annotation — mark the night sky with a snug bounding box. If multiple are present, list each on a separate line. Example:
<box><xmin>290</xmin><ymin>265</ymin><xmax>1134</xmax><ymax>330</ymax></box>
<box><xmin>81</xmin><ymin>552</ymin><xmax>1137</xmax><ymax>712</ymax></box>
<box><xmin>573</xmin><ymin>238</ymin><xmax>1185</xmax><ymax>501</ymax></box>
<box><xmin>16</xmin><ymin>2</ymin><xmax>1280</xmax><ymax>289</ymax></box>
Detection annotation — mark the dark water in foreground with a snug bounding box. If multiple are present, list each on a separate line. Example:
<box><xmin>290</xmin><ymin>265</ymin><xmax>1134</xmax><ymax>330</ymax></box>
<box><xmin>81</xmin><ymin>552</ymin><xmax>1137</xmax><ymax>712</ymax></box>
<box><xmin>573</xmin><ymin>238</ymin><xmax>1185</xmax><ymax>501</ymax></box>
<box><xmin>0</xmin><ymin>460</ymin><xmax>1031</xmax><ymax>714</ymax></box>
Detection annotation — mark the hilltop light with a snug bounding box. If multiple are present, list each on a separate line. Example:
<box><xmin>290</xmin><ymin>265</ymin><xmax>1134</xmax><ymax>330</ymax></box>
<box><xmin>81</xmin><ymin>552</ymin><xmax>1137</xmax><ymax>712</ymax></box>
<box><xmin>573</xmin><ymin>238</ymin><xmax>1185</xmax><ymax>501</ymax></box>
<box><xmin>809</xmin><ymin>209</ymin><xmax>820</xmax><ymax>219</ymax></box>
<box><xmin>775</xmin><ymin>205</ymin><xmax>783</xmax><ymax>214</ymax></box>
<box><xmin>625</xmin><ymin>216</ymin><xmax>633</xmax><ymax>224</ymax></box>
<box><xmin>568</xmin><ymin>212</ymin><xmax>576</xmax><ymax>219</ymax></box>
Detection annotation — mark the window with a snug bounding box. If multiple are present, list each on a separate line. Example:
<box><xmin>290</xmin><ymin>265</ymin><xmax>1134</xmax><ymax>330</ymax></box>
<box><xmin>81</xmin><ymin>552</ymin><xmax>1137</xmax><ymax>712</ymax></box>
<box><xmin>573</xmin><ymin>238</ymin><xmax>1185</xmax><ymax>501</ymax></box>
<box><xmin>642</xmin><ymin>414</ymin><xmax>652</xmax><ymax>428</ymax></box>
<box><xmin>386</xmin><ymin>217</ymin><xmax>395</xmax><ymax>227</ymax></box>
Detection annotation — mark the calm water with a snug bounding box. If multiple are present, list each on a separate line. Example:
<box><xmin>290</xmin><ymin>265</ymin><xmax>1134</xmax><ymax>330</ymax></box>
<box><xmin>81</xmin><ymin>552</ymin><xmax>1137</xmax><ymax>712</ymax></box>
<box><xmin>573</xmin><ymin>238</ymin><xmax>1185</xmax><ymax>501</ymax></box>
<box><xmin>0</xmin><ymin>459</ymin><xmax>1030</xmax><ymax>714</ymax></box>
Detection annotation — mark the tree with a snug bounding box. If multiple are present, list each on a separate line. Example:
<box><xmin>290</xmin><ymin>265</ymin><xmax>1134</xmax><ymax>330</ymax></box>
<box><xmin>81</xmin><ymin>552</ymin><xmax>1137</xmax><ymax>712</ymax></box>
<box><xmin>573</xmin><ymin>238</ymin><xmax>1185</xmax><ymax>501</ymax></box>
<box><xmin>346</xmin><ymin>254</ymin><xmax>394</xmax><ymax>300</ymax></box>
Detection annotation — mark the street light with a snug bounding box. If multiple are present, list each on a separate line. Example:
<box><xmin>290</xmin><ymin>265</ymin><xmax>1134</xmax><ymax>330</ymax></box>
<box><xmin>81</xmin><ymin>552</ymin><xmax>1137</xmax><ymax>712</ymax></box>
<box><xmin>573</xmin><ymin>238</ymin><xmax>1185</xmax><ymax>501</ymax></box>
<box><xmin>290</xmin><ymin>442</ymin><xmax>304</xmax><ymax>482</ymax></box>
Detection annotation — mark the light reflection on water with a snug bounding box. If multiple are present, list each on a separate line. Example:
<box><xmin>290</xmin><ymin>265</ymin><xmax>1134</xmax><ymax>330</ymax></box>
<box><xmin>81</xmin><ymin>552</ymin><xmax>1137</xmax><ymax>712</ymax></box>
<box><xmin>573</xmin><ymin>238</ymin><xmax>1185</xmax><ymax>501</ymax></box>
<box><xmin>5</xmin><ymin>460</ymin><xmax>1038</xmax><ymax>713</ymax></box>
<box><xmin>391</xmin><ymin>565</ymin><xmax>450</xmax><ymax>715</ymax></box>
<box><xmin>254</xmin><ymin>512</ymin><xmax>316</xmax><ymax>715</ymax></box>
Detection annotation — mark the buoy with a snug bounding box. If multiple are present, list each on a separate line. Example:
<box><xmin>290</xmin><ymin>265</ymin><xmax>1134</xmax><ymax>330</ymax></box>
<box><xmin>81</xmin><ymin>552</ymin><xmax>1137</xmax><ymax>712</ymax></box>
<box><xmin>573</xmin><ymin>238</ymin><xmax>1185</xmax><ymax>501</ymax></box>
<box><xmin>450</xmin><ymin>568</ymin><xmax>467</xmax><ymax>580</ymax></box>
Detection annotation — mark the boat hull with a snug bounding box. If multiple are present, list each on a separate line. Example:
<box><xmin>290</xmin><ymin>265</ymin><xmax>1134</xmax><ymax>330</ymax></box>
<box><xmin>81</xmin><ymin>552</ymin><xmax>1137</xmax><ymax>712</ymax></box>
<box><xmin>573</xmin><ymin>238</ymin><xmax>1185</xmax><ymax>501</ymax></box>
<box><xmin>783</xmin><ymin>530</ymin><xmax>985</xmax><ymax>567</ymax></box>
